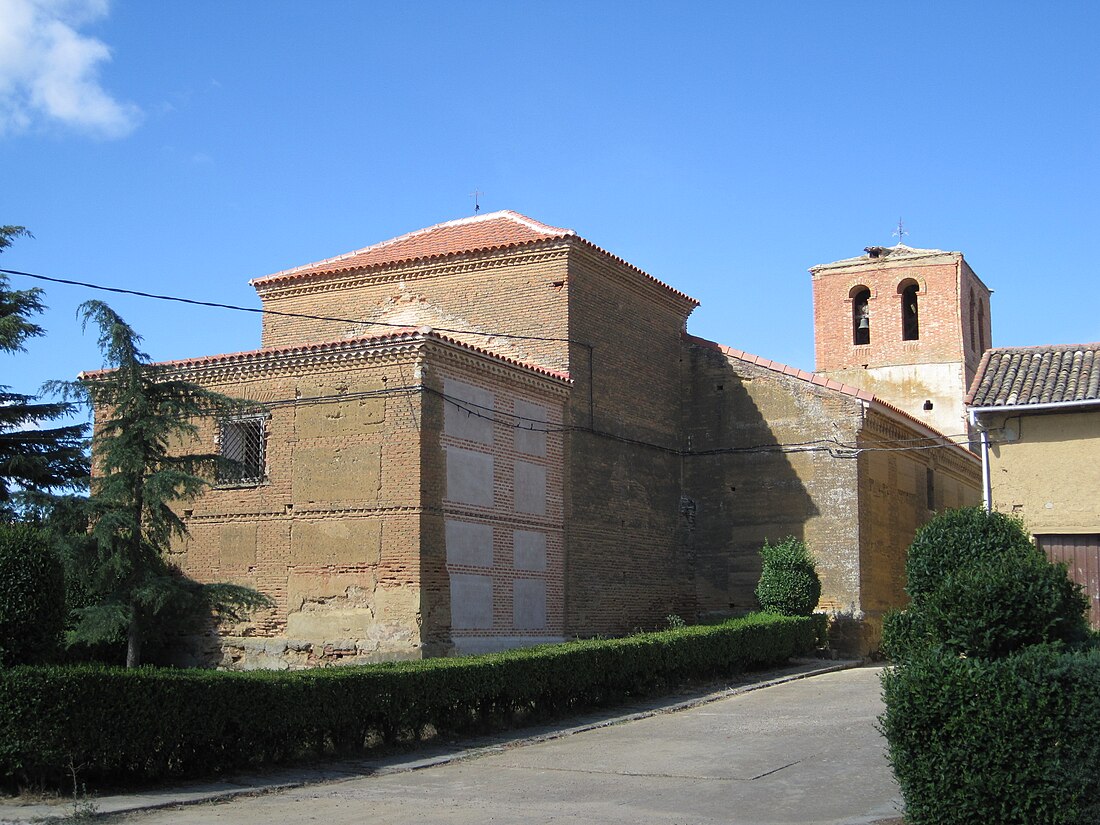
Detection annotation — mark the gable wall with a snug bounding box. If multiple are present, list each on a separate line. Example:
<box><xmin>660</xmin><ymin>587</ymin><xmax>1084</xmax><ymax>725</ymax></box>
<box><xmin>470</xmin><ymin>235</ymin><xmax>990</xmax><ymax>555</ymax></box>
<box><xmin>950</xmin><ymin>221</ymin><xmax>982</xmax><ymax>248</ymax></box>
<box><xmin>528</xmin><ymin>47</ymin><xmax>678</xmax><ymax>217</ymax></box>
<box><xmin>681</xmin><ymin>342</ymin><xmax>864</xmax><ymax>622</ymax></box>
<box><xmin>253</xmin><ymin>245</ymin><xmax>573</xmax><ymax>374</ymax></box>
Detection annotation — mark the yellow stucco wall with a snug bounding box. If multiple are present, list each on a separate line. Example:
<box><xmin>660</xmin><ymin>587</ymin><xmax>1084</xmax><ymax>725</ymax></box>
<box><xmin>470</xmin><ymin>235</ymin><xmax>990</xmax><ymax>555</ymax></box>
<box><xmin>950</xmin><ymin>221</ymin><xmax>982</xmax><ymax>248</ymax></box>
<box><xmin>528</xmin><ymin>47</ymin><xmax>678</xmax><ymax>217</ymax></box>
<box><xmin>986</xmin><ymin>408</ymin><xmax>1100</xmax><ymax>533</ymax></box>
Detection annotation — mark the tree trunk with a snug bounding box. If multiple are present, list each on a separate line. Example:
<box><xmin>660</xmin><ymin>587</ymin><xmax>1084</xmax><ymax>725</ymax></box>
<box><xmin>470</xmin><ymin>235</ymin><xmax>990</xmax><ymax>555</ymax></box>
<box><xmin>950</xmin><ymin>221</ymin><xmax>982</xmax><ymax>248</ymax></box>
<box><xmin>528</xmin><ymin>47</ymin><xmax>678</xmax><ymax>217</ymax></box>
<box><xmin>126</xmin><ymin>613</ymin><xmax>142</xmax><ymax>668</ymax></box>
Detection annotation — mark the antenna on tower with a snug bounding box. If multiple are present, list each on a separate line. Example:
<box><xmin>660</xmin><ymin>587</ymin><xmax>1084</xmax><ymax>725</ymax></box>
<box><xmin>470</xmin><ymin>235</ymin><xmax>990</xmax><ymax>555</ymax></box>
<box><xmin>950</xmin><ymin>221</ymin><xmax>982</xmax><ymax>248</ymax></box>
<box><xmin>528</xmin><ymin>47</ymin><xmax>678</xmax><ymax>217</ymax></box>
<box><xmin>470</xmin><ymin>189</ymin><xmax>484</xmax><ymax>214</ymax></box>
<box><xmin>892</xmin><ymin>218</ymin><xmax>908</xmax><ymax>246</ymax></box>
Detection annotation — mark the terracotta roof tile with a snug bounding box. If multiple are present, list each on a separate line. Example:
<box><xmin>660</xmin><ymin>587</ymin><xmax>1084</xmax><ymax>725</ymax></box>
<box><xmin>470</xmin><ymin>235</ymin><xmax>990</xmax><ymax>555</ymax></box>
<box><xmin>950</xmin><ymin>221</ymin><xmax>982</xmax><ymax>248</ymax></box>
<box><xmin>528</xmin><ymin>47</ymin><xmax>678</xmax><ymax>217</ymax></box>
<box><xmin>966</xmin><ymin>343</ymin><xmax>1100</xmax><ymax>408</ymax></box>
<box><xmin>250</xmin><ymin>210</ymin><xmax>698</xmax><ymax>306</ymax></box>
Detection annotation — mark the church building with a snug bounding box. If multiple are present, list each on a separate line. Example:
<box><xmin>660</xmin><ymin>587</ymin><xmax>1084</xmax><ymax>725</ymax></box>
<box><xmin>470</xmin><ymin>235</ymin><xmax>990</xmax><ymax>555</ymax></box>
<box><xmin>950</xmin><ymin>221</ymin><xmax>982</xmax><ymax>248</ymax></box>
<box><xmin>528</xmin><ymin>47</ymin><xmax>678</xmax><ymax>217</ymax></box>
<box><xmin>139</xmin><ymin>211</ymin><xmax>982</xmax><ymax>667</ymax></box>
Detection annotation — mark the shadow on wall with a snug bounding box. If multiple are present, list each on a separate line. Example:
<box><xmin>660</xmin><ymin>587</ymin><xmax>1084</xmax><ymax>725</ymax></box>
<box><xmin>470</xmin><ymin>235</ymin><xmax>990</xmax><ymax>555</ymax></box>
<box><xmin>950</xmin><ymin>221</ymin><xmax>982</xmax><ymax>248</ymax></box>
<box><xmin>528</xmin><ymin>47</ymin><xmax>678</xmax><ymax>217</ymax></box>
<box><xmin>682</xmin><ymin>344</ymin><xmax>819</xmax><ymax>622</ymax></box>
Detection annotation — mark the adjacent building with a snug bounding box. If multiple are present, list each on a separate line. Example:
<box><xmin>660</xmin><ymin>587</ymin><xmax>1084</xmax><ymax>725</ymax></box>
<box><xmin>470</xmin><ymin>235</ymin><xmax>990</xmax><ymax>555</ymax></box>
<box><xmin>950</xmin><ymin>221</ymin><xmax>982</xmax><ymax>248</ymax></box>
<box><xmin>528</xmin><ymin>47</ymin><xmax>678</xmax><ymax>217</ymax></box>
<box><xmin>967</xmin><ymin>343</ymin><xmax>1100</xmax><ymax>625</ymax></box>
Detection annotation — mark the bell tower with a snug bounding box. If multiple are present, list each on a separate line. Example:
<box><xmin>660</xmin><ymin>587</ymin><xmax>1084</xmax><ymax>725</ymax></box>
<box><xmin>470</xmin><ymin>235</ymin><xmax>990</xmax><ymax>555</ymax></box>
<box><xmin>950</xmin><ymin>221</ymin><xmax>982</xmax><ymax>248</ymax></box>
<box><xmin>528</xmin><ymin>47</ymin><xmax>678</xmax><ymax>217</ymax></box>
<box><xmin>811</xmin><ymin>244</ymin><xmax>993</xmax><ymax>441</ymax></box>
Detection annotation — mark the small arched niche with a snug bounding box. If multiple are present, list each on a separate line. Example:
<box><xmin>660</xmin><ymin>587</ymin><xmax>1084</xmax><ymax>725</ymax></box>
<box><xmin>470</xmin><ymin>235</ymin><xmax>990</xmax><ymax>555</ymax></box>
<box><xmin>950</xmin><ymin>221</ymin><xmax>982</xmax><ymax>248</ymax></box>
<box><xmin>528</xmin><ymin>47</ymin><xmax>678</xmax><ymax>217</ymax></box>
<box><xmin>850</xmin><ymin>285</ymin><xmax>871</xmax><ymax>345</ymax></box>
<box><xmin>899</xmin><ymin>279</ymin><xmax>920</xmax><ymax>341</ymax></box>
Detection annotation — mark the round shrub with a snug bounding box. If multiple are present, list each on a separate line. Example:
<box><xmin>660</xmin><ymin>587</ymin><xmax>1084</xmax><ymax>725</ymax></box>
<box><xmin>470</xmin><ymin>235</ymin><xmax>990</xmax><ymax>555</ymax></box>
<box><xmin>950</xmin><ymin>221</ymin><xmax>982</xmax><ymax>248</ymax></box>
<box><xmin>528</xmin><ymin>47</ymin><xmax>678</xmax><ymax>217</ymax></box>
<box><xmin>905</xmin><ymin>507</ymin><xmax>1037</xmax><ymax>603</ymax></box>
<box><xmin>881</xmin><ymin>645</ymin><xmax>1100</xmax><ymax>825</ymax></box>
<box><xmin>755</xmin><ymin>537</ymin><xmax>821</xmax><ymax>617</ymax></box>
<box><xmin>922</xmin><ymin>554</ymin><xmax>1088</xmax><ymax>659</ymax></box>
<box><xmin>0</xmin><ymin>523</ymin><xmax>65</xmax><ymax>666</ymax></box>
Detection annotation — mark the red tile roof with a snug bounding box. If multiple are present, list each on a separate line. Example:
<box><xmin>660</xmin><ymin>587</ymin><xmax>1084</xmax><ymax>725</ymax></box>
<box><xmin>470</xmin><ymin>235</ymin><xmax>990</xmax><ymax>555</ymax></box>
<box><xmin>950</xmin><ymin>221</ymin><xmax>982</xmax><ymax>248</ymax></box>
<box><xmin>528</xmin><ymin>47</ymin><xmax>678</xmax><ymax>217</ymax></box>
<box><xmin>81</xmin><ymin>327</ymin><xmax>572</xmax><ymax>384</ymax></box>
<box><xmin>251</xmin><ymin>210</ymin><xmax>699</xmax><ymax>306</ymax></box>
<box><xmin>966</xmin><ymin>343</ymin><xmax>1100</xmax><ymax>407</ymax></box>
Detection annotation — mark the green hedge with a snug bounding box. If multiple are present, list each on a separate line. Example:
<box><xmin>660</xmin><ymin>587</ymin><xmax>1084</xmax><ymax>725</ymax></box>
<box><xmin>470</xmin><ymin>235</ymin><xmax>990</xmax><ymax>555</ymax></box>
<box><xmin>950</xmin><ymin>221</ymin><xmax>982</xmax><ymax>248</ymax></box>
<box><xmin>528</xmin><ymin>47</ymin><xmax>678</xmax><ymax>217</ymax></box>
<box><xmin>0</xmin><ymin>523</ymin><xmax>65</xmax><ymax>666</ymax></box>
<box><xmin>0</xmin><ymin>612</ymin><xmax>814</xmax><ymax>789</ymax></box>
<box><xmin>881</xmin><ymin>646</ymin><xmax>1100</xmax><ymax>825</ymax></box>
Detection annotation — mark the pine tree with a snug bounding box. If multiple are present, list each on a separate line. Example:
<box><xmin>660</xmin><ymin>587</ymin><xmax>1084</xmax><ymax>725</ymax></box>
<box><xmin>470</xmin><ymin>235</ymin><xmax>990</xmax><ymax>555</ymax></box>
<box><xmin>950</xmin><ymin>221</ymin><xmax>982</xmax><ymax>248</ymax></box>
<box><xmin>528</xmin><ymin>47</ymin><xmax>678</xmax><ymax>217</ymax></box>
<box><xmin>62</xmin><ymin>300</ymin><xmax>269</xmax><ymax>666</ymax></box>
<box><xmin>0</xmin><ymin>226</ymin><xmax>88</xmax><ymax>513</ymax></box>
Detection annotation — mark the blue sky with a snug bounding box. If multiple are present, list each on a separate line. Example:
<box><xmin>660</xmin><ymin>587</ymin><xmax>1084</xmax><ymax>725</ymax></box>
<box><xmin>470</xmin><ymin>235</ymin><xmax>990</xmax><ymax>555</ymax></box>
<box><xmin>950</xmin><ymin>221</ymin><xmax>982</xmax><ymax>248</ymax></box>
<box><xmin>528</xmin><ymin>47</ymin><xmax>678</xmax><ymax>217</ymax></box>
<box><xmin>2</xmin><ymin>1</ymin><xmax>1098</xmax><ymax>408</ymax></box>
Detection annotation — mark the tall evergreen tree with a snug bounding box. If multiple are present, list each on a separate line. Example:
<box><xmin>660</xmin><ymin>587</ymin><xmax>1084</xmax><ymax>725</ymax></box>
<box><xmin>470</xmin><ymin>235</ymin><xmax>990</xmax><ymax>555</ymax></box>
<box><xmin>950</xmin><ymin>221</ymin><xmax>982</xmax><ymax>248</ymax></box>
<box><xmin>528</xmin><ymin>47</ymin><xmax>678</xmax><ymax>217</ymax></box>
<box><xmin>0</xmin><ymin>226</ymin><xmax>88</xmax><ymax>513</ymax></box>
<box><xmin>61</xmin><ymin>300</ymin><xmax>269</xmax><ymax>666</ymax></box>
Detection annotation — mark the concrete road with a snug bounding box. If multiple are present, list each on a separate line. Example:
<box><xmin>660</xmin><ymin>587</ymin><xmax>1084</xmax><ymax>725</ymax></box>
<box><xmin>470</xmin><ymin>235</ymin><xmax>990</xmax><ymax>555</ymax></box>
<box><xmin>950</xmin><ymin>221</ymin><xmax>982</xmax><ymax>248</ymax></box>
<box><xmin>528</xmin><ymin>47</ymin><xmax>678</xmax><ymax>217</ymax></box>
<box><xmin>112</xmin><ymin>666</ymin><xmax>900</xmax><ymax>825</ymax></box>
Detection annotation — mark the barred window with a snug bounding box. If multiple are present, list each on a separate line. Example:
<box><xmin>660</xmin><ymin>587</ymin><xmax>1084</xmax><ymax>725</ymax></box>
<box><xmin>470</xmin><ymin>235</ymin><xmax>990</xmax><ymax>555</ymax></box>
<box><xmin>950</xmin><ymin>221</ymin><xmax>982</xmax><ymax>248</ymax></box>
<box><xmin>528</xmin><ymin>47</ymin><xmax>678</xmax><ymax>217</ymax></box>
<box><xmin>217</xmin><ymin>416</ymin><xmax>267</xmax><ymax>485</ymax></box>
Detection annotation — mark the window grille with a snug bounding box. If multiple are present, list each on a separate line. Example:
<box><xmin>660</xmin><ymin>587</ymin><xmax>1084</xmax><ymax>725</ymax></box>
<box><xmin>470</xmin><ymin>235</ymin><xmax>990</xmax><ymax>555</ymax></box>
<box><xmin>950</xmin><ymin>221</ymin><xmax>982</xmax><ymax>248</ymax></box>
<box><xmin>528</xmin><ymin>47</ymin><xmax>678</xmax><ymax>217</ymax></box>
<box><xmin>217</xmin><ymin>416</ymin><xmax>266</xmax><ymax>485</ymax></box>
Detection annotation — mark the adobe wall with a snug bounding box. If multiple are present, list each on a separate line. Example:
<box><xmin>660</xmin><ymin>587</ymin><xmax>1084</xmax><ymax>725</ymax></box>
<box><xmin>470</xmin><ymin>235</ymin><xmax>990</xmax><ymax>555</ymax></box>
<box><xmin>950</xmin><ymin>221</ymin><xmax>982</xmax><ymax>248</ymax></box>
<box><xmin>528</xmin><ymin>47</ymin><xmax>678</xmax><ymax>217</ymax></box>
<box><xmin>984</xmin><ymin>408</ymin><xmax>1100</xmax><ymax>534</ymax></box>
<box><xmin>857</xmin><ymin>410</ymin><xmax>982</xmax><ymax>652</ymax></box>
<box><xmin>163</xmin><ymin>341</ymin><xmax>428</xmax><ymax>669</ymax></box>
<box><xmin>253</xmin><ymin>244</ymin><xmax>573</xmax><ymax>374</ymax></box>
<box><xmin>417</xmin><ymin>343</ymin><xmax>569</xmax><ymax>655</ymax></box>
<box><xmin>681</xmin><ymin>341</ymin><xmax>864</xmax><ymax>627</ymax></box>
<box><xmin>561</xmin><ymin>246</ymin><xmax>698</xmax><ymax>635</ymax></box>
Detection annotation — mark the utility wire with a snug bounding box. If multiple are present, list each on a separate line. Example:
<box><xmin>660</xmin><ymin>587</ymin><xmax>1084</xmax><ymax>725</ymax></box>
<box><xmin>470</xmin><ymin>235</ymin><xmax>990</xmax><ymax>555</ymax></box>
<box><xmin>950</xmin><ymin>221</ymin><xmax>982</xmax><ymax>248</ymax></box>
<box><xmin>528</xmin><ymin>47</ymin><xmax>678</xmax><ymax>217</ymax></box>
<box><xmin>0</xmin><ymin>267</ymin><xmax>589</xmax><ymax>346</ymax></box>
<box><xmin>5</xmin><ymin>268</ymin><xmax>977</xmax><ymax>460</ymax></box>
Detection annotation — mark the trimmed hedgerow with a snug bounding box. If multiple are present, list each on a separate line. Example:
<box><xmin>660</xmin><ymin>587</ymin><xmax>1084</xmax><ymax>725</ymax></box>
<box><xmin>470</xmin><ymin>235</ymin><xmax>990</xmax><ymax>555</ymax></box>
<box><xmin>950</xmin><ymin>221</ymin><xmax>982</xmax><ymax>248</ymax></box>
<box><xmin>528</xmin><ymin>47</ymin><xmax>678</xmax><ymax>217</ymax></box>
<box><xmin>754</xmin><ymin>537</ymin><xmax>821</xmax><ymax>617</ymax></box>
<box><xmin>881</xmin><ymin>645</ymin><xmax>1100</xmax><ymax>825</ymax></box>
<box><xmin>0</xmin><ymin>523</ymin><xmax>65</xmax><ymax>667</ymax></box>
<box><xmin>0</xmin><ymin>612</ymin><xmax>814</xmax><ymax>789</ymax></box>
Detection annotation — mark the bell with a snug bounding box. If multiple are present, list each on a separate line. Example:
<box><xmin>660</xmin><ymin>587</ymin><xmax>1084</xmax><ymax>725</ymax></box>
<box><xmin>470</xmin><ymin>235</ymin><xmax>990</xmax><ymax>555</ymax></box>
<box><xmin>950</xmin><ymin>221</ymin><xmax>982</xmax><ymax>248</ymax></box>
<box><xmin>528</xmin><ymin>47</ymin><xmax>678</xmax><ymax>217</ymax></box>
<box><xmin>858</xmin><ymin>316</ymin><xmax>870</xmax><ymax>330</ymax></box>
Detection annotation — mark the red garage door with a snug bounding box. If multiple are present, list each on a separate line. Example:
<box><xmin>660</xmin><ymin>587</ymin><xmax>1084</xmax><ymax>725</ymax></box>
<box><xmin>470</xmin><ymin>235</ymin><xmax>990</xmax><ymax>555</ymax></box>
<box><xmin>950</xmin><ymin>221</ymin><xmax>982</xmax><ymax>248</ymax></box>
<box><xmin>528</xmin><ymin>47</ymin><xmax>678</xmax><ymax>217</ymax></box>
<box><xmin>1037</xmin><ymin>534</ymin><xmax>1100</xmax><ymax>628</ymax></box>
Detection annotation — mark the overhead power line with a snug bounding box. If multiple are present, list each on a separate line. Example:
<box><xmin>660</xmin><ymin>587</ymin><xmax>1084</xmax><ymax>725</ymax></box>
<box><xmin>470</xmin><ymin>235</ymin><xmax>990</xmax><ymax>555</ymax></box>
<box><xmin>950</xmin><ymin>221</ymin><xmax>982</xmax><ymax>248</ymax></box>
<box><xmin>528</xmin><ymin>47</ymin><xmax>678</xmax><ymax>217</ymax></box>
<box><xmin>5</xmin><ymin>268</ymin><xmax>977</xmax><ymax>460</ymax></box>
<box><xmin>0</xmin><ymin>267</ymin><xmax>587</xmax><ymax>346</ymax></box>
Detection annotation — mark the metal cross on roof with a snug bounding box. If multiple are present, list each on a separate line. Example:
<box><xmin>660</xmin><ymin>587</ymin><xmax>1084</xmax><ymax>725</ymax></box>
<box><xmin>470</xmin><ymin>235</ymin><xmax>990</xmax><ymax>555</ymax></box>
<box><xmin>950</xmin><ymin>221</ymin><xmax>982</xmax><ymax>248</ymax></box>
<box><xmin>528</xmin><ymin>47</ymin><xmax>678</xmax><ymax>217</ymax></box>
<box><xmin>892</xmin><ymin>218</ymin><xmax>908</xmax><ymax>245</ymax></box>
<box><xmin>470</xmin><ymin>189</ymin><xmax>484</xmax><ymax>214</ymax></box>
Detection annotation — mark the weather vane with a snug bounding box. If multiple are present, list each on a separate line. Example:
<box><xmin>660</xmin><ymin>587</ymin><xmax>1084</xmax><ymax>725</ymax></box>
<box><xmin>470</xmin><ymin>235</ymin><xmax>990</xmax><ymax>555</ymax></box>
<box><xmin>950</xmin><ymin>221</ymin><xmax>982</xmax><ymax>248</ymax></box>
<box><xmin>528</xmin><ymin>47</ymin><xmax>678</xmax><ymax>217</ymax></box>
<box><xmin>470</xmin><ymin>189</ymin><xmax>484</xmax><ymax>214</ymax></box>
<box><xmin>892</xmin><ymin>218</ymin><xmax>908</xmax><ymax>245</ymax></box>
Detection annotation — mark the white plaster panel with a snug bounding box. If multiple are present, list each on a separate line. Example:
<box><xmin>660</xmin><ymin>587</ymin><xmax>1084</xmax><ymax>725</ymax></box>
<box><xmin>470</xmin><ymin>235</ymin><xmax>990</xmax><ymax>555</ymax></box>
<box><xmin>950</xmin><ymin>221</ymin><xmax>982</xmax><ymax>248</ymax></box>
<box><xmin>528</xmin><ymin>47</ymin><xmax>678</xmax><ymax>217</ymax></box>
<box><xmin>514</xmin><ymin>460</ymin><xmax>547</xmax><ymax>515</ymax></box>
<box><xmin>444</xmin><ymin>378</ymin><xmax>494</xmax><ymax>444</ymax></box>
<box><xmin>450</xmin><ymin>573</ymin><xmax>493</xmax><ymax>629</ymax></box>
<box><xmin>513</xmin><ymin>529</ymin><xmax>547</xmax><ymax>571</ymax></box>
<box><xmin>513</xmin><ymin>578</ymin><xmax>547</xmax><ymax>630</ymax></box>
<box><xmin>513</xmin><ymin>400</ymin><xmax>548</xmax><ymax>457</ymax></box>
<box><xmin>446</xmin><ymin>519</ymin><xmax>494</xmax><ymax>567</ymax></box>
<box><xmin>446</xmin><ymin>447</ymin><xmax>494</xmax><ymax>508</ymax></box>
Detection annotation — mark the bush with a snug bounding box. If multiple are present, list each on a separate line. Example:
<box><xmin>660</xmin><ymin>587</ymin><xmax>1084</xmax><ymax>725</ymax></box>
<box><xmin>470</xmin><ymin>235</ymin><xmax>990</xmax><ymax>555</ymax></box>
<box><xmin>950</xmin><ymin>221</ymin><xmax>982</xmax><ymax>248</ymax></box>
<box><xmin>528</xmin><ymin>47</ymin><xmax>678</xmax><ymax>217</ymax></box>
<box><xmin>904</xmin><ymin>506</ymin><xmax>1037</xmax><ymax>602</ymax></box>
<box><xmin>921</xmin><ymin>554</ymin><xmax>1088</xmax><ymax>659</ymax></box>
<box><xmin>880</xmin><ymin>608</ymin><xmax>929</xmax><ymax>664</ymax></box>
<box><xmin>755</xmin><ymin>537</ymin><xmax>821</xmax><ymax>617</ymax></box>
<box><xmin>881</xmin><ymin>645</ymin><xmax>1100</xmax><ymax>825</ymax></box>
<box><xmin>881</xmin><ymin>507</ymin><xmax>1087</xmax><ymax>662</ymax></box>
<box><xmin>0</xmin><ymin>524</ymin><xmax>65</xmax><ymax>666</ymax></box>
<box><xmin>0</xmin><ymin>612</ymin><xmax>815</xmax><ymax>789</ymax></box>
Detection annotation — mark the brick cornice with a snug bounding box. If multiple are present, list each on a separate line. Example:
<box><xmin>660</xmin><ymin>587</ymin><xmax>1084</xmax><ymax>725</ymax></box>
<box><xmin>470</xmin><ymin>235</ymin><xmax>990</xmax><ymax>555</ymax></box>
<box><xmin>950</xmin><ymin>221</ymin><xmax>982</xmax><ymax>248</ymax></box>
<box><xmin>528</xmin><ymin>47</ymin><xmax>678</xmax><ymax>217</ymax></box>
<box><xmin>253</xmin><ymin>243</ymin><xmax>573</xmax><ymax>302</ymax></box>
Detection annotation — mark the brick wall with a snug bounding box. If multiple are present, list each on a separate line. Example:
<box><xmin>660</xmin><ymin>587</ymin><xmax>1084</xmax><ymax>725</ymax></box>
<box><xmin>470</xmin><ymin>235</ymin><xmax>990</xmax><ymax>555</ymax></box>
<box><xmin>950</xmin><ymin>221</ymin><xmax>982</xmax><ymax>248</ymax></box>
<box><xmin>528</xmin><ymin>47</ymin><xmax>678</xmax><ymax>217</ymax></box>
<box><xmin>812</xmin><ymin>252</ymin><xmax>993</xmax><ymax>439</ymax></box>
<box><xmin>857</xmin><ymin>408</ymin><xmax>982</xmax><ymax>650</ymax></box>
<box><xmin>253</xmin><ymin>245</ymin><xmax>573</xmax><ymax>375</ymax></box>
<box><xmin>418</xmin><ymin>342</ymin><xmax>569</xmax><ymax>654</ymax></box>
<box><xmin>681</xmin><ymin>340</ymin><xmax>864</xmax><ymax>622</ymax></box>
<box><xmin>164</xmin><ymin>340</ymin><xmax>428</xmax><ymax>669</ymax></box>
<box><xmin>561</xmin><ymin>245</ymin><xmax>698</xmax><ymax>635</ymax></box>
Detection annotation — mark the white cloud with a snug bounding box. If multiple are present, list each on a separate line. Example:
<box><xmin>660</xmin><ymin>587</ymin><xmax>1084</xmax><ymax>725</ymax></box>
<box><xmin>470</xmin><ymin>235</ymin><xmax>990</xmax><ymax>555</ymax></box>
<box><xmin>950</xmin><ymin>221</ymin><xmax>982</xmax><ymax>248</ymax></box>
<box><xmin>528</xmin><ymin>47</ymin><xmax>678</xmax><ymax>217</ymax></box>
<box><xmin>0</xmin><ymin>0</ymin><xmax>140</xmax><ymax>138</ymax></box>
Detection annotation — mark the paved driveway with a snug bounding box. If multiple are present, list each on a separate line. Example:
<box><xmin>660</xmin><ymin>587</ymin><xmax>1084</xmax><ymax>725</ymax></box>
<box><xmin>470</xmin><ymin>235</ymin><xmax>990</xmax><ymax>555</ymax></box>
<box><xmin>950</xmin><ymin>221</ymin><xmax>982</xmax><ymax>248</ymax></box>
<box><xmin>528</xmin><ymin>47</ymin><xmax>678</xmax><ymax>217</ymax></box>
<box><xmin>106</xmin><ymin>665</ymin><xmax>899</xmax><ymax>825</ymax></box>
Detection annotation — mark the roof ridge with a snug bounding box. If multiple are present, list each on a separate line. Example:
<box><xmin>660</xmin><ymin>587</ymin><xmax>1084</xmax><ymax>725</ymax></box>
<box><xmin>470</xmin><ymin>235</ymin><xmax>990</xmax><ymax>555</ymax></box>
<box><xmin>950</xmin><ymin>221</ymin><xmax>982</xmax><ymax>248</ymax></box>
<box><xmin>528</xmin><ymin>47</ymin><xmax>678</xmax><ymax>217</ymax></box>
<box><xmin>254</xmin><ymin>211</ymin><xmax>575</xmax><ymax>285</ymax></box>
